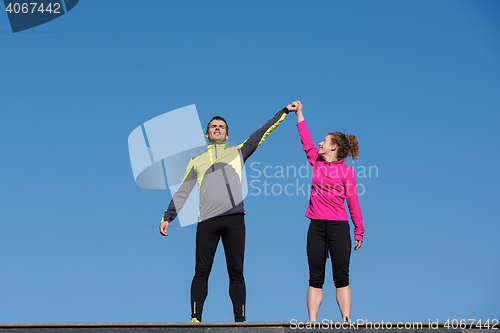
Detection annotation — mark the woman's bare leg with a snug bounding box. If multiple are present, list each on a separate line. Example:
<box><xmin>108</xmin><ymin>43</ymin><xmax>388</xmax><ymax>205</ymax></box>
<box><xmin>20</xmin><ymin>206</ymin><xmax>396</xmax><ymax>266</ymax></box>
<box><xmin>336</xmin><ymin>285</ymin><xmax>352</xmax><ymax>321</ymax></box>
<box><xmin>307</xmin><ymin>286</ymin><xmax>323</xmax><ymax>321</ymax></box>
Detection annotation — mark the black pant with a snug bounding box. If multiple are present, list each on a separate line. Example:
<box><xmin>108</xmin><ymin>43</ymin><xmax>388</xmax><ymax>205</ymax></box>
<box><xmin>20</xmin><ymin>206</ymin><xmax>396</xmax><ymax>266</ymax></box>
<box><xmin>307</xmin><ymin>220</ymin><xmax>351</xmax><ymax>289</ymax></box>
<box><xmin>191</xmin><ymin>213</ymin><xmax>246</xmax><ymax>322</ymax></box>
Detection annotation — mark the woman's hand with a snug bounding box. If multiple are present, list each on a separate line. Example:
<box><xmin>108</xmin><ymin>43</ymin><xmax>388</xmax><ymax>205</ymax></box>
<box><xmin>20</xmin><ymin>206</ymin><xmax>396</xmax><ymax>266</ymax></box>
<box><xmin>288</xmin><ymin>100</ymin><xmax>304</xmax><ymax>122</ymax></box>
<box><xmin>287</xmin><ymin>100</ymin><xmax>303</xmax><ymax>113</ymax></box>
<box><xmin>294</xmin><ymin>101</ymin><xmax>303</xmax><ymax>113</ymax></box>
<box><xmin>354</xmin><ymin>240</ymin><xmax>362</xmax><ymax>250</ymax></box>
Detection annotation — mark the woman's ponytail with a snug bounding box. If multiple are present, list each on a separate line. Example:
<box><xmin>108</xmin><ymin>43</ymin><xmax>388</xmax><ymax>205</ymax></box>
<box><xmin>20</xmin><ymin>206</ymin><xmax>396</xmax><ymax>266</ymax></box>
<box><xmin>346</xmin><ymin>134</ymin><xmax>359</xmax><ymax>162</ymax></box>
<box><xmin>329</xmin><ymin>132</ymin><xmax>360</xmax><ymax>162</ymax></box>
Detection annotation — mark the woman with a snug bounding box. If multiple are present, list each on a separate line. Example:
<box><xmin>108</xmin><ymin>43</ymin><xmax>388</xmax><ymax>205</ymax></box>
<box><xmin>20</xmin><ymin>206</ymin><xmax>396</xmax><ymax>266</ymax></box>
<box><xmin>289</xmin><ymin>101</ymin><xmax>364</xmax><ymax>322</ymax></box>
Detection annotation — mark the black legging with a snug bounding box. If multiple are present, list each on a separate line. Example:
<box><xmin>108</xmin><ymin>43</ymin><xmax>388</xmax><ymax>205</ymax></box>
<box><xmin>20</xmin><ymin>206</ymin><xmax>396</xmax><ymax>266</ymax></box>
<box><xmin>307</xmin><ymin>220</ymin><xmax>351</xmax><ymax>289</ymax></box>
<box><xmin>191</xmin><ymin>213</ymin><xmax>246</xmax><ymax>322</ymax></box>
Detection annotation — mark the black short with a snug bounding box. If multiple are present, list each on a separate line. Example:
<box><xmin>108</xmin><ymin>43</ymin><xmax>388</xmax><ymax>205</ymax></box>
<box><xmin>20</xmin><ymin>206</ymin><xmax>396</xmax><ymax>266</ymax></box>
<box><xmin>307</xmin><ymin>219</ymin><xmax>351</xmax><ymax>288</ymax></box>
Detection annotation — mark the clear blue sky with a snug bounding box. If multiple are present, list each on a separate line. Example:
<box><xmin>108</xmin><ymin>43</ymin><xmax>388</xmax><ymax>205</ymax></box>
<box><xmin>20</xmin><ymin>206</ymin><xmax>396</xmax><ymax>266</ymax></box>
<box><xmin>1</xmin><ymin>0</ymin><xmax>499</xmax><ymax>324</ymax></box>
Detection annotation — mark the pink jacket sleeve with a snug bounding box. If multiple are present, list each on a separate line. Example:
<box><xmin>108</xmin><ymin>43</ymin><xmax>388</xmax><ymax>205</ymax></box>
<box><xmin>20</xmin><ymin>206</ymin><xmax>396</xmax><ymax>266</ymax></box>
<box><xmin>297</xmin><ymin>120</ymin><xmax>318</xmax><ymax>166</ymax></box>
<box><xmin>344</xmin><ymin>167</ymin><xmax>364</xmax><ymax>241</ymax></box>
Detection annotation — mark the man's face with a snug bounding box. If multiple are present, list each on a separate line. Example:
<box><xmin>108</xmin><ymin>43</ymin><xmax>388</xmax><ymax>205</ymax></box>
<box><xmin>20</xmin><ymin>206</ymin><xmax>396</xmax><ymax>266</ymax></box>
<box><xmin>205</xmin><ymin>119</ymin><xmax>228</xmax><ymax>143</ymax></box>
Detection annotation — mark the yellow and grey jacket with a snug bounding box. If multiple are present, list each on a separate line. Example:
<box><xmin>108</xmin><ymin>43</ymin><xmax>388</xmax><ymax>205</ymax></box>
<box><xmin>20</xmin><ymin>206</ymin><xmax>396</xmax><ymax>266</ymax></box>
<box><xmin>162</xmin><ymin>108</ymin><xmax>289</xmax><ymax>223</ymax></box>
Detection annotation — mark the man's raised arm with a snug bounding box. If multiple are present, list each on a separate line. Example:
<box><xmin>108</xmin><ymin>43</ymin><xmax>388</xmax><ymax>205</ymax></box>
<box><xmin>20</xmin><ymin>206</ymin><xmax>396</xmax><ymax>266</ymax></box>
<box><xmin>239</xmin><ymin>104</ymin><xmax>298</xmax><ymax>161</ymax></box>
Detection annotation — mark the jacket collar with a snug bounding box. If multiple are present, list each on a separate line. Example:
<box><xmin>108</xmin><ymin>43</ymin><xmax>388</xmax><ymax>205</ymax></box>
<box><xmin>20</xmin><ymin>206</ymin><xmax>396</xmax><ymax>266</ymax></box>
<box><xmin>207</xmin><ymin>142</ymin><xmax>226</xmax><ymax>150</ymax></box>
<box><xmin>320</xmin><ymin>157</ymin><xmax>345</xmax><ymax>165</ymax></box>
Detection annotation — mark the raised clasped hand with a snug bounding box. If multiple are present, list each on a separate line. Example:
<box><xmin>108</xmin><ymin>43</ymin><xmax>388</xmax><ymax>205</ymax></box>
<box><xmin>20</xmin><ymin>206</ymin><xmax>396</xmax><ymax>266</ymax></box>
<box><xmin>287</xmin><ymin>100</ymin><xmax>303</xmax><ymax>113</ymax></box>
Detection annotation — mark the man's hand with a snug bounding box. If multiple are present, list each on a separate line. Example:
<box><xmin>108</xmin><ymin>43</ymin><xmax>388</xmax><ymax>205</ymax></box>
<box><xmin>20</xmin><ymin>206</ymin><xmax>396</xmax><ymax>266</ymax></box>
<box><xmin>354</xmin><ymin>240</ymin><xmax>362</xmax><ymax>250</ymax></box>
<box><xmin>159</xmin><ymin>221</ymin><xmax>170</xmax><ymax>236</ymax></box>
<box><xmin>287</xmin><ymin>100</ymin><xmax>303</xmax><ymax>113</ymax></box>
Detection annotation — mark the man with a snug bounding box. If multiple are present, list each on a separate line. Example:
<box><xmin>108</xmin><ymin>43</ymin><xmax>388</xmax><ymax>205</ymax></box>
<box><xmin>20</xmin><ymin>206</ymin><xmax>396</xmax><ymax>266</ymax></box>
<box><xmin>159</xmin><ymin>104</ymin><xmax>298</xmax><ymax>322</ymax></box>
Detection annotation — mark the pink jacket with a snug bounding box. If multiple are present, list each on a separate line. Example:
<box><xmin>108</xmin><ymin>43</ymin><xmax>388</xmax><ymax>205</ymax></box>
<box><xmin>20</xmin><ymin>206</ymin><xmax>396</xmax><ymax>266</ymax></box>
<box><xmin>298</xmin><ymin>120</ymin><xmax>364</xmax><ymax>241</ymax></box>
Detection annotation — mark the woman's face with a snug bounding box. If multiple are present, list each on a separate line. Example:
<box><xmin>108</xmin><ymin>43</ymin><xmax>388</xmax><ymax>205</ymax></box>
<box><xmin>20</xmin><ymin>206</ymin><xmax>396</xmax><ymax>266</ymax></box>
<box><xmin>318</xmin><ymin>134</ymin><xmax>336</xmax><ymax>156</ymax></box>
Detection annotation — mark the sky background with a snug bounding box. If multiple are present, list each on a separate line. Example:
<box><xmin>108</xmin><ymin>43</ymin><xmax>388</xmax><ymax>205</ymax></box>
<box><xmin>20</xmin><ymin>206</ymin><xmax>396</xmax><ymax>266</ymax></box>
<box><xmin>1</xmin><ymin>0</ymin><xmax>499</xmax><ymax>324</ymax></box>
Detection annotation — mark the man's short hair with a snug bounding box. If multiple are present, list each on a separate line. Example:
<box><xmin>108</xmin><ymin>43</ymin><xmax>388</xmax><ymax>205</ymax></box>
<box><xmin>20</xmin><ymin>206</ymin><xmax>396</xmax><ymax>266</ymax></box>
<box><xmin>206</xmin><ymin>116</ymin><xmax>229</xmax><ymax>135</ymax></box>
